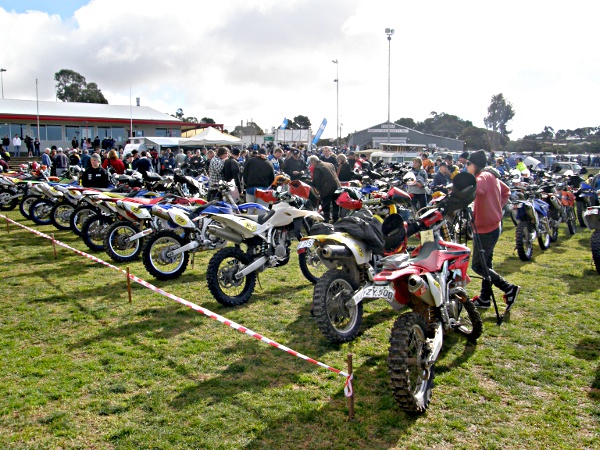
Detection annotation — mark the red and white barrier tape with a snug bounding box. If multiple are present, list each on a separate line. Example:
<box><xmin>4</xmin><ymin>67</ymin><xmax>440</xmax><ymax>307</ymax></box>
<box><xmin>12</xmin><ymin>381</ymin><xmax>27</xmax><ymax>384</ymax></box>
<box><xmin>1</xmin><ymin>215</ymin><xmax>353</xmax><ymax>392</ymax></box>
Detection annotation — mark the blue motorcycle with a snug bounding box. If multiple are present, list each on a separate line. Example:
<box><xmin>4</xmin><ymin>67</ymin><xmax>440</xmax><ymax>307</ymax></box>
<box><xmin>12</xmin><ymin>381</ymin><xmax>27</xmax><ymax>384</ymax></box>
<box><xmin>511</xmin><ymin>184</ymin><xmax>551</xmax><ymax>261</ymax></box>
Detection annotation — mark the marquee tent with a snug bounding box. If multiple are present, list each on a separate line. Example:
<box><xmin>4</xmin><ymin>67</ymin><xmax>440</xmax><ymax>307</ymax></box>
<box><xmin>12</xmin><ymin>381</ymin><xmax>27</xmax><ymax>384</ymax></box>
<box><xmin>179</xmin><ymin>127</ymin><xmax>241</xmax><ymax>146</ymax></box>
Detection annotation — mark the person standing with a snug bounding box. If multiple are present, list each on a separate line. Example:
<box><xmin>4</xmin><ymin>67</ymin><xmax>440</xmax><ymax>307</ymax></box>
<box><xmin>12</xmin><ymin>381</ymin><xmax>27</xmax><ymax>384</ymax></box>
<box><xmin>2</xmin><ymin>135</ymin><xmax>9</xmax><ymax>154</ymax></box>
<box><xmin>223</xmin><ymin>148</ymin><xmax>243</xmax><ymax>200</ymax></box>
<box><xmin>320</xmin><ymin>146</ymin><xmax>338</xmax><ymax>169</ymax></box>
<box><xmin>33</xmin><ymin>137</ymin><xmax>41</xmax><ymax>157</ymax></box>
<box><xmin>80</xmin><ymin>149</ymin><xmax>91</xmax><ymax>169</ymax></box>
<box><xmin>207</xmin><ymin>147</ymin><xmax>229</xmax><ymax>201</ymax></box>
<box><xmin>135</xmin><ymin>150</ymin><xmax>153</xmax><ymax>178</ymax></box>
<box><xmin>308</xmin><ymin>155</ymin><xmax>341</xmax><ymax>223</ymax></box>
<box><xmin>41</xmin><ymin>148</ymin><xmax>52</xmax><ymax>168</ymax></box>
<box><xmin>467</xmin><ymin>150</ymin><xmax>520</xmax><ymax>311</ymax></box>
<box><xmin>432</xmin><ymin>161</ymin><xmax>450</xmax><ymax>187</ymax></box>
<box><xmin>24</xmin><ymin>135</ymin><xmax>33</xmax><ymax>157</ymax></box>
<box><xmin>12</xmin><ymin>134</ymin><xmax>21</xmax><ymax>157</ymax></box>
<box><xmin>405</xmin><ymin>157</ymin><xmax>429</xmax><ymax>210</ymax></box>
<box><xmin>281</xmin><ymin>148</ymin><xmax>306</xmax><ymax>180</ymax></box>
<box><xmin>71</xmin><ymin>136</ymin><xmax>79</xmax><ymax>150</ymax></box>
<box><xmin>102</xmin><ymin>149</ymin><xmax>126</xmax><ymax>174</ymax></box>
<box><xmin>243</xmin><ymin>148</ymin><xmax>275</xmax><ymax>210</ymax></box>
<box><xmin>336</xmin><ymin>153</ymin><xmax>354</xmax><ymax>183</ymax></box>
<box><xmin>81</xmin><ymin>153</ymin><xmax>109</xmax><ymax>188</ymax></box>
<box><xmin>54</xmin><ymin>148</ymin><xmax>69</xmax><ymax>176</ymax></box>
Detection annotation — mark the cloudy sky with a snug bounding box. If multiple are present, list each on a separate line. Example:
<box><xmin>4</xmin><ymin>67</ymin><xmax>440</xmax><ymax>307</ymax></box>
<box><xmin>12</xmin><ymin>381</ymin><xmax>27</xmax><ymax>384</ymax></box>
<box><xmin>1</xmin><ymin>0</ymin><xmax>598</xmax><ymax>140</ymax></box>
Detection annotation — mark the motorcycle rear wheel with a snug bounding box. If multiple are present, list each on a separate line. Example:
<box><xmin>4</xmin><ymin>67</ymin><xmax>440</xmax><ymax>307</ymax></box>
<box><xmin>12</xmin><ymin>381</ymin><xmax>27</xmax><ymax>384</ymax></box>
<box><xmin>30</xmin><ymin>198</ymin><xmax>54</xmax><ymax>225</ymax></box>
<box><xmin>51</xmin><ymin>203</ymin><xmax>75</xmax><ymax>230</ymax></box>
<box><xmin>104</xmin><ymin>221</ymin><xmax>143</xmax><ymax>263</ymax></box>
<box><xmin>591</xmin><ymin>230</ymin><xmax>600</xmax><ymax>275</ymax></box>
<box><xmin>298</xmin><ymin>242</ymin><xmax>327</xmax><ymax>284</ymax></box>
<box><xmin>538</xmin><ymin>218</ymin><xmax>551</xmax><ymax>250</ymax></box>
<box><xmin>515</xmin><ymin>221</ymin><xmax>534</xmax><ymax>261</ymax></box>
<box><xmin>577</xmin><ymin>200</ymin><xmax>587</xmax><ymax>228</ymax></box>
<box><xmin>312</xmin><ymin>269</ymin><xmax>363</xmax><ymax>343</ymax></box>
<box><xmin>142</xmin><ymin>230</ymin><xmax>189</xmax><ymax>280</ymax></box>
<box><xmin>206</xmin><ymin>247</ymin><xmax>256</xmax><ymax>306</ymax></box>
<box><xmin>0</xmin><ymin>187</ymin><xmax>19</xmax><ymax>211</ymax></box>
<box><xmin>388</xmin><ymin>313</ymin><xmax>434</xmax><ymax>413</ymax></box>
<box><xmin>548</xmin><ymin>211</ymin><xmax>559</xmax><ymax>243</ymax></box>
<box><xmin>81</xmin><ymin>215</ymin><xmax>112</xmax><ymax>252</ymax></box>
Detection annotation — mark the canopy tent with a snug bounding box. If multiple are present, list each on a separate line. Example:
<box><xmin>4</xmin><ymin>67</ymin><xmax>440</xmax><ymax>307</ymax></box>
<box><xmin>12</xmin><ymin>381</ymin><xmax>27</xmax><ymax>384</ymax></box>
<box><xmin>144</xmin><ymin>137</ymin><xmax>182</xmax><ymax>147</ymax></box>
<box><xmin>179</xmin><ymin>127</ymin><xmax>241</xmax><ymax>146</ymax></box>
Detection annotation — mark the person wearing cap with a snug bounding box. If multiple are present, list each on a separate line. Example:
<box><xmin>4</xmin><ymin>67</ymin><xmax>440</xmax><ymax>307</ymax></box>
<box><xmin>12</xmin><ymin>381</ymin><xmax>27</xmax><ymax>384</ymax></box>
<box><xmin>243</xmin><ymin>148</ymin><xmax>275</xmax><ymax>210</ymax></box>
<box><xmin>81</xmin><ymin>153</ymin><xmax>109</xmax><ymax>188</ymax></box>
<box><xmin>282</xmin><ymin>148</ymin><xmax>307</xmax><ymax>181</ymax></box>
<box><xmin>467</xmin><ymin>149</ymin><xmax>520</xmax><ymax>311</ymax></box>
<box><xmin>443</xmin><ymin>154</ymin><xmax>459</xmax><ymax>179</ymax></box>
<box><xmin>458</xmin><ymin>152</ymin><xmax>470</xmax><ymax>172</ymax></box>
<box><xmin>223</xmin><ymin>147</ymin><xmax>243</xmax><ymax>197</ymax></box>
<box><xmin>432</xmin><ymin>161</ymin><xmax>450</xmax><ymax>187</ymax></box>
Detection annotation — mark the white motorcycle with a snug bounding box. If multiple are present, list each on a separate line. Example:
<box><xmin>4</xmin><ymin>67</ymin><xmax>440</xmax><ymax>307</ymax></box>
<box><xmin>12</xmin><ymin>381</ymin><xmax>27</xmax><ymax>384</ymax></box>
<box><xmin>205</xmin><ymin>188</ymin><xmax>323</xmax><ymax>306</ymax></box>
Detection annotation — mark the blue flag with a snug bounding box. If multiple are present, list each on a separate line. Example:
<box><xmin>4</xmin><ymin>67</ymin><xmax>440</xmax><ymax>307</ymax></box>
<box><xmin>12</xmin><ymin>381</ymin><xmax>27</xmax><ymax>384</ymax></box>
<box><xmin>279</xmin><ymin>118</ymin><xmax>288</xmax><ymax>130</ymax></box>
<box><xmin>312</xmin><ymin>118</ymin><xmax>327</xmax><ymax>144</ymax></box>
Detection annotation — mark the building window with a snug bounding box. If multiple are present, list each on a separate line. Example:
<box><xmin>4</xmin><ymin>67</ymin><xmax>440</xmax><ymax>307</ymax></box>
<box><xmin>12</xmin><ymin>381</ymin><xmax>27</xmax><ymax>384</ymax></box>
<box><xmin>98</xmin><ymin>127</ymin><xmax>111</xmax><ymax>138</ymax></box>
<box><xmin>46</xmin><ymin>125</ymin><xmax>62</xmax><ymax>141</ymax></box>
<box><xmin>65</xmin><ymin>126</ymin><xmax>81</xmax><ymax>142</ymax></box>
<box><xmin>155</xmin><ymin>128</ymin><xmax>168</xmax><ymax>137</ymax></box>
<box><xmin>31</xmin><ymin>125</ymin><xmax>46</xmax><ymax>140</ymax></box>
<box><xmin>111</xmin><ymin>127</ymin><xmax>126</xmax><ymax>142</ymax></box>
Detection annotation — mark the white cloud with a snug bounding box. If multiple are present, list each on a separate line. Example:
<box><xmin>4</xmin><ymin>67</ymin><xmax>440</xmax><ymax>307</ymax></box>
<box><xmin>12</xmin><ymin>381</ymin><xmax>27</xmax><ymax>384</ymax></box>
<box><xmin>1</xmin><ymin>0</ymin><xmax>599</xmax><ymax>139</ymax></box>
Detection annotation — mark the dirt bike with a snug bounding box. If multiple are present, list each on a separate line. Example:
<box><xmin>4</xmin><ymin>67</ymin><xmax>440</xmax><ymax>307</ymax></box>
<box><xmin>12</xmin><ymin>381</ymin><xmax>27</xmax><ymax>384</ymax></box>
<box><xmin>300</xmin><ymin>187</ymin><xmax>413</xmax><ymax>343</ymax></box>
<box><xmin>141</xmin><ymin>194</ymin><xmax>268</xmax><ymax>280</ymax></box>
<box><xmin>205</xmin><ymin>188</ymin><xmax>323</xmax><ymax>306</ymax></box>
<box><xmin>511</xmin><ymin>182</ymin><xmax>552</xmax><ymax>261</ymax></box>
<box><xmin>583</xmin><ymin>204</ymin><xmax>600</xmax><ymax>274</ymax></box>
<box><xmin>540</xmin><ymin>178</ymin><xmax>577</xmax><ymax>241</ymax></box>
<box><xmin>367</xmin><ymin>172</ymin><xmax>483</xmax><ymax>413</ymax></box>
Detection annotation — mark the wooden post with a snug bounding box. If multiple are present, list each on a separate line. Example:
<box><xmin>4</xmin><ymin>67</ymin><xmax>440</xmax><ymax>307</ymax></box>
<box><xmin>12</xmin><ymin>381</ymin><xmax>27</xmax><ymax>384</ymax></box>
<box><xmin>347</xmin><ymin>353</ymin><xmax>354</xmax><ymax>420</ymax></box>
<box><xmin>51</xmin><ymin>233</ymin><xmax>57</xmax><ymax>259</ymax></box>
<box><xmin>5</xmin><ymin>217</ymin><xmax>9</xmax><ymax>233</ymax></box>
<box><xmin>126</xmin><ymin>266</ymin><xmax>132</xmax><ymax>303</ymax></box>
<box><xmin>191</xmin><ymin>252</ymin><xmax>195</xmax><ymax>270</ymax></box>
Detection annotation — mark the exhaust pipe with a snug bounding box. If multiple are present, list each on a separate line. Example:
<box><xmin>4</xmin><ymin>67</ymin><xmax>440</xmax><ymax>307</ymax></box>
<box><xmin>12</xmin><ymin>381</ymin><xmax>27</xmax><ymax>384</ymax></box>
<box><xmin>207</xmin><ymin>225</ymin><xmax>243</xmax><ymax>244</ymax></box>
<box><xmin>407</xmin><ymin>275</ymin><xmax>435</xmax><ymax>306</ymax></box>
<box><xmin>321</xmin><ymin>244</ymin><xmax>352</xmax><ymax>258</ymax></box>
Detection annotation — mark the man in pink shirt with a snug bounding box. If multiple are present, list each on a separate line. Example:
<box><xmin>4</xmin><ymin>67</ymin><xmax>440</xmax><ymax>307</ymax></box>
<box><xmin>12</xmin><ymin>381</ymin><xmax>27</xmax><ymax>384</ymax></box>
<box><xmin>467</xmin><ymin>150</ymin><xmax>520</xmax><ymax>311</ymax></box>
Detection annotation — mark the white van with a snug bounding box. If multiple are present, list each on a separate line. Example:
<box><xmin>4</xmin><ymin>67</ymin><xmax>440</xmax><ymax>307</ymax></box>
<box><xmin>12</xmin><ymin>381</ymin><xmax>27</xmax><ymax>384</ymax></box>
<box><xmin>369</xmin><ymin>151</ymin><xmax>421</xmax><ymax>165</ymax></box>
<box><xmin>123</xmin><ymin>138</ymin><xmax>149</xmax><ymax>158</ymax></box>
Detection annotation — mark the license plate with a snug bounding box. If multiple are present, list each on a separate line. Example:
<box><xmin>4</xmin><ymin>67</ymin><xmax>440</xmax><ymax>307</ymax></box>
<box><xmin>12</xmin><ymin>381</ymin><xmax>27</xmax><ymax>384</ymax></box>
<box><xmin>353</xmin><ymin>284</ymin><xmax>396</xmax><ymax>303</ymax></box>
<box><xmin>297</xmin><ymin>238</ymin><xmax>315</xmax><ymax>250</ymax></box>
<box><xmin>587</xmin><ymin>209</ymin><xmax>599</xmax><ymax>215</ymax></box>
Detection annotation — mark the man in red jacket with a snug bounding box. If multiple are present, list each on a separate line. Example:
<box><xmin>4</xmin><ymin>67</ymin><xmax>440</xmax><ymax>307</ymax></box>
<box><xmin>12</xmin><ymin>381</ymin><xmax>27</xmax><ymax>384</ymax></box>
<box><xmin>467</xmin><ymin>150</ymin><xmax>520</xmax><ymax>311</ymax></box>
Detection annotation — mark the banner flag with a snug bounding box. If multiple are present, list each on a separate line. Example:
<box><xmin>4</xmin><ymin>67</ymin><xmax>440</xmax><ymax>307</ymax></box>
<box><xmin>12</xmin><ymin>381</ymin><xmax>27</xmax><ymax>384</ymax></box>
<box><xmin>311</xmin><ymin>118</ymin><xmax>327</xmax><ymax>144</ymax></box>
<box><xmin>279</xmin><ymin>118</ymin><xmax>289</xmax><ymax>130</ymax></box>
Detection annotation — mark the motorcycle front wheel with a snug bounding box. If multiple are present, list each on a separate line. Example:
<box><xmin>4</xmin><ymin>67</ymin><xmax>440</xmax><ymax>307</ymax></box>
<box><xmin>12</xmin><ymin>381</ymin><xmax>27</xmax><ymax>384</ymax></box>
<box><xmin>30</xmin><ymin>198</ymin><xmax>54</xmax><ymax>225</ymax></box>
<box><xmin>577</xmin><ymin>200</ymin><xmax>588</xmax><ymax>228</ymax></box>
<box><xmin>81</xmin><ymin>215</ymin><xmax>112</xmax><ymax>252</ymax></box>
<box><xmin>538</xmin><ymin>217</ymin><xmax>551</xmax><ymax>250</ymax></box>
<box><xmin>388</xmin><ymin>312</ymin><xmax>434</xmax><ymax>413</ymax></box>
<box><xmin>566</xmin><ymin>207</ymin><xmax>577</xmax><ymax>235</ymax></box>
<box><xmin>515</xmin><ymin>221</ymin><xmax>534</xmax><ymax>261</ymax></box>
<box><xmin>51</xmin><ymin>203</ymin><xmax>75</xmax><ymax>230</ymax></box>
<box><xmin>19</xmin><ymin>194</ymin><xmax>39</xmax><ymax>220</ymax></box>
<box><xmin>142</xmin><ymin>230</ymin><xmax>189</xmax><ymax>280</ymax></box>
<box><xmin>104</xmin><ymin>221</ymin><xmax>143</xmax><ymax>263</ymax></box>
<box><xmin>312</xmin><ymin>269</ymin><xmax>363</xmax><ymax>343</ymax></box>
<box><xmin>206</xmin><ymin>247</ymin><xmax>256</xmax><ymax>307</ymax></box>
<box><xmin>453</xmin><ymin>299</ymin><xmax>483</xmax><ymax>343</ymax></box>
<box><xmin>548</xmin><ymin>211</ymin><xmax>559</xmax><ymax>243</ymax></box>
<box><xmin>591</xmin><ymin>230</ymin><xmax>600</xmax><ymax>275</ymax></box>
<box><xmin>70</xmin><ymin>205</ymin><xmax>97</xmax><ymax>236</ymax></box>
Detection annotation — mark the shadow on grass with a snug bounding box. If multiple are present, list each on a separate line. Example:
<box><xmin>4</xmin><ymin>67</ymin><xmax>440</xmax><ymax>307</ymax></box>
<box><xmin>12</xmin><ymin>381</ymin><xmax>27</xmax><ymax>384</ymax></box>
<box><xmin>68</xmin><ymin>303</ymin><xmax>201</xmax><ymax>350</ymax></box>
<box><xmin>573</xmin><ymin>335</ymin><xmax>600</xmax><ymax>402</ymax></box>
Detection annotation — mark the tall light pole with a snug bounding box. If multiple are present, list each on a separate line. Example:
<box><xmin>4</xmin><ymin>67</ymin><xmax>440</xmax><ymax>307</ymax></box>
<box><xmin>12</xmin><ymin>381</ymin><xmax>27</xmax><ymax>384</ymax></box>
<box><xmin>332</xmin><ymin>59</ymin><xmax>339</xmax><ymax>148</ymax></box>
<box><xmin>0</xmin><ymin>68</ymin><xmax>6</xmax><ymax>99</ymax></box>
<box><xmin>385</xmin><ymin>28</ymin><xmax>394</xmax><ymax>146</ymax></box>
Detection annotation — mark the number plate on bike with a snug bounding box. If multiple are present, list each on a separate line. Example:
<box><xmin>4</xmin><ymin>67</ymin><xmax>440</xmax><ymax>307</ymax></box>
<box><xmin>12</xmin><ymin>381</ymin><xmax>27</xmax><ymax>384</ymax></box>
<box><xmin>420</xmin><ymin>229</ymin><xmax>434</xmax><ymax>244</ymax></box>
<box><xmin>297</xmin><ymin>239</ymin><xmax>314</xmax><ymax>249</ymax></box>
<box><xmin>354</xmin><ymin>285</ymin><xmax>396</xmax><ymax>303</ymax></box>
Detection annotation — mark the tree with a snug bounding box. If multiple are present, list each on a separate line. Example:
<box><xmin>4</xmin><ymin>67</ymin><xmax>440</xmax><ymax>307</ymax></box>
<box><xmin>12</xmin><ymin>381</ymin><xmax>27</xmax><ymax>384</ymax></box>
<box><xmin>54</xmin><ymin>69</ymin><xmax>108</xmax><ymax>104</ymax></box>
<box><xmin>287</xmin><ymin>115</ymin><xmax>311</xmax><ymax>129</ymax></box>
<box><xmin>395</xmin><ymin>117</ymin><xmax>417</xmax><ymax>129</ymax></box>
<box><xmin>459</xmin><ymin>126</ymin><xmax>490</xmax><ymax>151</ymax></box>
<box><xmin>484</xmin><ymin>93</ymin><xmax>515</xmax><ymax>137</ymax></box>
<box><xmin>541</xmin><ymin>126</ymin><xmax>554</xmax><ymax>141</ymax></box>
<box><xmin>201</xmin><ymin>117</ymin><xmax>215</xmax><ymax>124</ymax></box>
<box><xmin>415</xmin><ymin>112</ymin><xmax>473</xmax><ymax>138</ymax></box>
<box><xmin>174</xmin><ymin>108</ymin><xmax>184</xmax><ymax>120</ymax></box>
<box><xmin>231</xmin><ymin>121</ymin><xmax>264</xmax><ymax>137</ymax></box>
<box><xmin>184</xmin><ymin>117</ymin><xmax>198</xmax><ymax>123</ymax></box>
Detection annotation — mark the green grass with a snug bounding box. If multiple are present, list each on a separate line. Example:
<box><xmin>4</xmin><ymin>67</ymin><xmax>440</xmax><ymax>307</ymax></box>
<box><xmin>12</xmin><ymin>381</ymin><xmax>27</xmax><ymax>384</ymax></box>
<box><xmin>1</xmin><ymin>209</ymin><xmax>599</xmax><ymax>449</ymax></box>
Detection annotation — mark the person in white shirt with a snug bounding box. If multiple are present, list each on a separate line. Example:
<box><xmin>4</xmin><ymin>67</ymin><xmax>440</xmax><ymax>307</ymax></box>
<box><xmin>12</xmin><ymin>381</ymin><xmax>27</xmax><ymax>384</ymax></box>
<box><xmin>12</xmin><ymin>134</ymin><xmax>21</xmax><ymax>156</ymax></box>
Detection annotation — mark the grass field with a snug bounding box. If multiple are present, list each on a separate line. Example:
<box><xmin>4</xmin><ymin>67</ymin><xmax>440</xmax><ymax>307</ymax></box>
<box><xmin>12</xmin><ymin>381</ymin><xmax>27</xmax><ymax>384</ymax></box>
<box><xmin>0</xmin><ymin>208</ymin><xmax>599</xmax><ymax>449</ymax></box>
